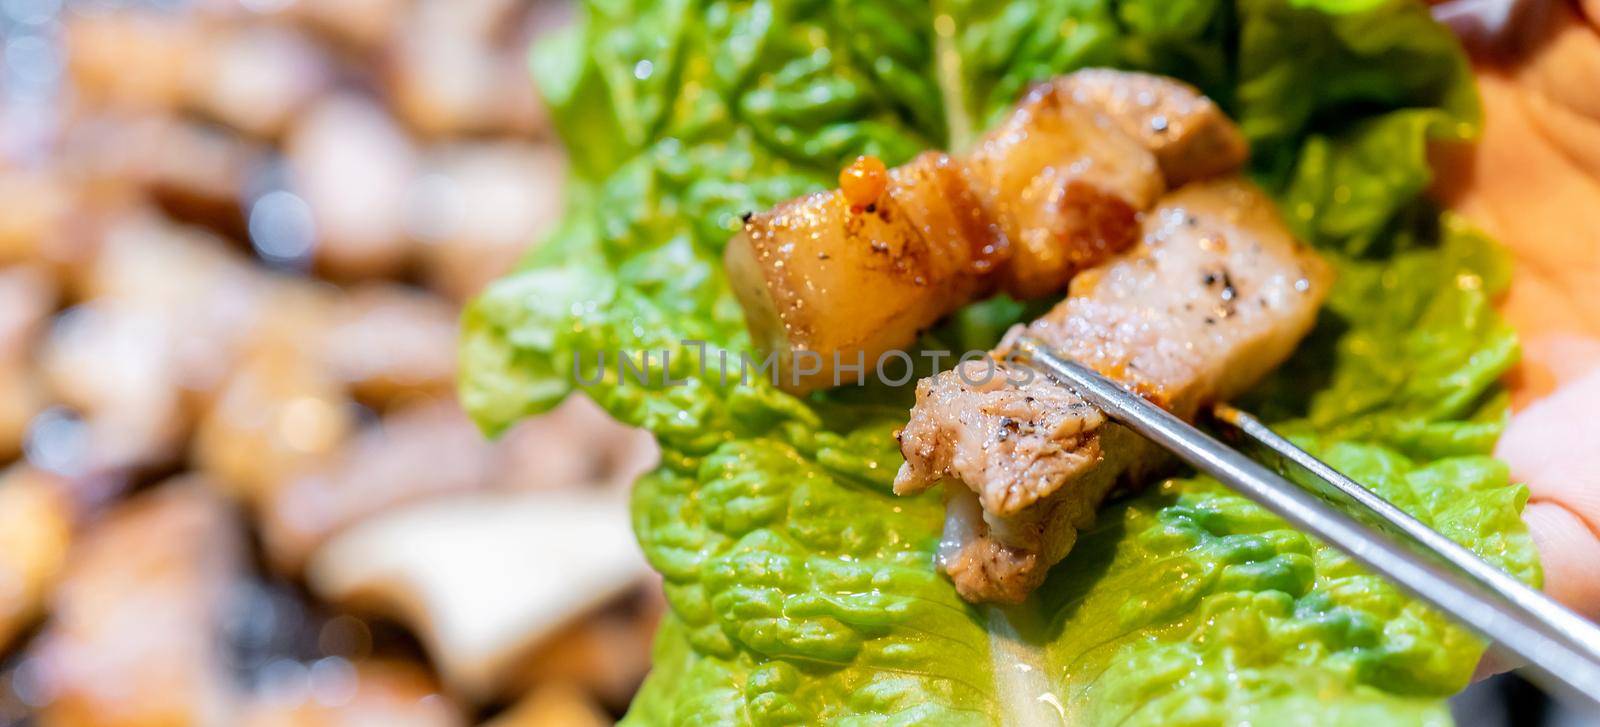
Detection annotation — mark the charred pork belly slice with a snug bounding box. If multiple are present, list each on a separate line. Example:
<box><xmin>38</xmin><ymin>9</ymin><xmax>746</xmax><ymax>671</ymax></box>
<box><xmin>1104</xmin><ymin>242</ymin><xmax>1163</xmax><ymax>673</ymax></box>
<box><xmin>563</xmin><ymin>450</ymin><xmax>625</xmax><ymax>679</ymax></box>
<box><xmin>964</xmin><ymin>82</ymin><xmax>1163</xmax><ymax>300</ymax></box>
<box><xmin>726</xmin><ymin>152</ymin><xmax>1003</xmax><ymax>393</ymax></box>
<box><xmin>1030</xmin><ymin>178</ymin><xmax>1332</xmax><ymax>416</ymax></box>
<box><xmin>897</xmin><ymin>177</ymin><xmax>1332</xmax><ymax>603</ymax></box>
<box><xmin>1054</xmin><ymin>70</ymin><xmax>1250</xmax><ymax>186</ymax></box>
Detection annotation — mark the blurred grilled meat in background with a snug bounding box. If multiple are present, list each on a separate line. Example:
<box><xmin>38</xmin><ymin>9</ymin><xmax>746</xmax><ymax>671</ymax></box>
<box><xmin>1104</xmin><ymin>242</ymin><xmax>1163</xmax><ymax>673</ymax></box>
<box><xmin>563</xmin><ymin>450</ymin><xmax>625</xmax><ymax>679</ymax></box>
<box><xmin>0</xmin><ymin>1</ymin><xmax>660</xmax><ymax>724</ymax></box>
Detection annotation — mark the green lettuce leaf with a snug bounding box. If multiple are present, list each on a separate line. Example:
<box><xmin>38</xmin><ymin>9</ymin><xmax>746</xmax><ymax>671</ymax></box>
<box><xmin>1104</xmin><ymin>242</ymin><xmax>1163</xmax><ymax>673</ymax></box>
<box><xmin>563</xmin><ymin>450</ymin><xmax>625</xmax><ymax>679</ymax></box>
<box><xmin>460</xmin><ymin>0</ymin><xmax>1539</xmax><ymax>723</ymax></box>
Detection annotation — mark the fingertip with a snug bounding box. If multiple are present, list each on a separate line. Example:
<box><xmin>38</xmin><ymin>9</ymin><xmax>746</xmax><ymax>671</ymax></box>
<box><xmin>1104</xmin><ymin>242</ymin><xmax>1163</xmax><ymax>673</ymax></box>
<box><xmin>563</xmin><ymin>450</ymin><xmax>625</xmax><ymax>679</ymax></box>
<box><xmin>1495</xmin><ymin>368</ymin><xmax>1600</xmax><ymax>510</ymax></box>
<box><xmin>1523</xmin><ymin>500</ymin><xmax>1600</xmax><ymax>622</ymax></box>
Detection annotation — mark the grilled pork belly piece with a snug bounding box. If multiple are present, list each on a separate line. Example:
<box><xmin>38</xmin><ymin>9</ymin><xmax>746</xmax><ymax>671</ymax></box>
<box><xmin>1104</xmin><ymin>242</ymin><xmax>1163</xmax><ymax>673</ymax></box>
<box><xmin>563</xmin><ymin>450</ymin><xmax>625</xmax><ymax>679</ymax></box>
<box><xmin>1053</xmin><ymin>70</ymin><xmax>1249</xmax><ymax>186</ymax></box>
<box><xmin>965</xmin><ymin>82</ymin><xmax>1163</xmax><ymax>299</ymax></box>
<box><xmin>726</xmin><ymin>69</ymin><xmax>1244</xmax><ymax>393</ymax></box>
<box><xmin>1019</xmin><ymin>178</ymin><xmax>1331</xmax><ymax>417</ymax></box>
<box><xmin>726</xmin><ymin>152</ymin><xmax>1003</xmax><ymax>393</ymax></box>
<box><xmin>895</xmin><ymin>360</ymin><xmax>1107</xmax><ymax>517</ymax></box>
<box><xmin>896</xmin><ymin>177</ymin><xmax>1332</xmax><ymax>603</ymax></box>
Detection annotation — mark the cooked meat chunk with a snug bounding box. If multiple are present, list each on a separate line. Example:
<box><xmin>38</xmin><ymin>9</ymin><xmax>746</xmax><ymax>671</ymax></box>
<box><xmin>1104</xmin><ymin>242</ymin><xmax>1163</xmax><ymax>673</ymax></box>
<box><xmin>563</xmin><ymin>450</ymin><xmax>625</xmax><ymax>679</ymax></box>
<box><xmin>414</xmin><ymin>142</ymin><xmax>565</xmax><ymax>301</ymax></box>
<box><xmin>895</xmin><ymin>360</ymin><xmax>1105</xmax><ymax>516</ymax></box>
<box><xmin>321</xmin><ymin>284</ymin><xmax>460</xmax><ymax>408</ymax></box>
<box><xmin>241</xmin><ymin>659</ymin><xmax>465</xmax><ymax>727</ymax></box>
<box><xmin>932</xmin><ymin>427</ymin><xmax>1160</xmax><ymax>604</ymax></box>
<box><xmin>193</xmin><ymin>326</ymin><xmax>355</xmax><ymax>505</ymax></box>
<box><xmin>727</xmin><ymin>69</ymin><xmax>1247</xmax><ymax>394</ymax></box>
<box><xmin>285</xmin><ymin>94</ymin><xmax>419</xmax><ymax>278</ymax></box>
<box><xmin>934</xmin><ymin>458</ymin><xmax>1132</xmax><ymax>605</ymax></box>
<box><xmin>31</xmin><ymin>481</ymin><xmax>242</xmax><ymax>727</ymax></box>
<box><xmin>965</xmin><ymin>81</ymin><xmax>1163</xmax><ymax>299</ymax></box>
<box><xmin>189</xmin><ymin>25</ymin><xmax>332</xmax><ymax>139</ymax></box>
<box><xmin>1055</xmin><ymin>70</ymin><xmax>1250</xmax><ymax>186</ymax></box>
<box><xmin>1031</xmin><ymin>178</ymin><xmax>1331</xmax><ymax>415</ymax></box>
<box><xmin>484</xmin><ymin>683</ymin><xmax>611</xmax><ymax>727</ymax></box>
<box><xmin>261</xmin><ymin>394</ymin><xmax>654</xmax><ymax>575</ymax></box>
<box><xmin>0</xmin><ymin>267</ymin><xmax>54</xmax><ymax>460</ymax></box>
<box><xmin>726</xmin><ymin>152</ymin><xmax>1002</xmax><ymax>393</ymax></box>
<box><xmin>258</xmin><ymin>399</ymin><xmax>490</xmax><ymax>573</ymax></box>
<box><xmin>0</xmin><ymin>467</ymin><xmax>72</xmax><ymax>650</ymax></box>
<box><xmin>898</xmin><ymin>177</ymin><xmax>1332</xmax><ymax>603</ymax></box>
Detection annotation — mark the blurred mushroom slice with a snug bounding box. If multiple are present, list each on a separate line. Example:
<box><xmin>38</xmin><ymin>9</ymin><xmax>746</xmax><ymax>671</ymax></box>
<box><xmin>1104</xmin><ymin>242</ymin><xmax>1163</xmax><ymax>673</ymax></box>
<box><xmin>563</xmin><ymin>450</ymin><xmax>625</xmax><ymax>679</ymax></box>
<box><xmin>64</xmin><ymin>10</ymin><xmax>209</xmax><ymax>111</ymax></box>
<box><xmin>78</xmin><ymin>210</ymin><xmax>270</xmax><ymax>389</ymax></box>
<box><xmin>0</xmin><ymin>171</ymin><xmax>70</xmax><ymax>266</ymax></box>
<box><xmin>44</xmin><ymin>214</ymin><xmax>276</xmax><ymax>472</ymax></box>
<box><xmin>0</xmin><ymin>170</ymin><xmax>110</xmax><ymax>282</ymax></box>
<box><xmin>0</xmin><ymin>266</ymin><xmax>55</xmax><ymax>459</ymax></box>
<box><xmin>508</xmin><ymin>583</ymin><xmax>663</xmax><ymax>710</ymax></box>
<box><xmin>40</xmin><ymin>304</ymin><xmax>191</xmax><ymax>472</ymax></box>
<box><xmin>0</xmin><ymin>265</ymin><xmax>54</xmax><ymax>355</ymax></box>
<box><xmin>282</xmin><ymin>0</ymin><xmax>410</xmax><ymax>52</ymax></box>
<box><xmin>489</xmin><ymin>394</ymin><xmax>659</xmax><ymax>494</ymax></box>
<box><xmin>82</xmin><ymin>209</ymin><xmax>259</xmax><ymax>311</ymax></box>
<box><xmin>29</xmin><ymin>480</ymin><xmax>242</xmax><ymax>727</ymax></box>
<box><xmin>306</xmin><ymin>489</ymin><xmax>649</xmax><ymax>700</ymax></box>
<box><xmin>56</xmin><ymin>113</ymin><xmax>264</xmax><ymax>235</ymax></box>
<box><xmin>0</xmin><ymin>467</ymin><xmax>73</xmax><ymax>650</ymax></box>
<box><xmin>386</xmin><ymin>0</ymin><xmax>547</xmax><ymax>137</ymax></box>
<box><xmin>259</xmin><ymin>399</ymin><xmax>492</xmax><ymax>573</ymax></box>
<box><xmin>66</xmin><ymin>7</ymin><xmax>329</xmax><ymax>138</ymax></box>
<box><xmin>240</xmin><ymin>659</ymin><xmax>465</xmax><ymax>727</ymax></box>
<box><xmin>411</xmin><ymin>143</ymin><xmax>565</xmax><ymax>301</ymax></box>
<box><xmin>321</xmin><ymin>285</ymin><xmax>459</xmax><ymax>409</ymax></box>
<box><xmin>194</xmin><ymin>338</ymin><xmax>356</xmax><ymax>506</ymax></box>
<box><xmin>286</xmin><ymin>95</ymin><xmax>419</xmax><ymax>279</ymax></box>
<box><xmin>0</xmin><ymin>363</ymin><xmax>46</xmax><ymax>463</ymax></box>
<box><xmin>483</xmin><ymin>683</ymin><xmax>610</xmax><ymax>727</ymax></box>
<box><xmin>261</xmin><ymin>395</ymin><xmax>654</xmax><ymax>575</ymax></box>
<box><xmin>187</xmin><ymin>25</ymin><xmax>331</xmax><ymax>139</ymax></box>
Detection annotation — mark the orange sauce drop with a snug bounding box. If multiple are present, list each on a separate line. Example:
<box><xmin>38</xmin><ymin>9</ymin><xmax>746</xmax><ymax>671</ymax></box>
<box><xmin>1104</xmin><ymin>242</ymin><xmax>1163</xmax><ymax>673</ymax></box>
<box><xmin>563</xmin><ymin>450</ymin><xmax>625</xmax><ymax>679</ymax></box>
<box><xmin>839</xmin><ymin>155</ymin><xmax>888</xmax><ymax>210</ymax></box>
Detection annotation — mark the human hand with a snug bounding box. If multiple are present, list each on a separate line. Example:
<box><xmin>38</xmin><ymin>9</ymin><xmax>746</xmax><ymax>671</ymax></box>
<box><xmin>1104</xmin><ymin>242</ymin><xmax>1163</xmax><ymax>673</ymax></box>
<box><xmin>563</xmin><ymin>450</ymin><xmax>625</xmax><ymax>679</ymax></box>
<box><xmin>1431</xmin><ymin>0</ymin><xmax>1600</xmax><ymax>627</ymax></box>
<box><xmin>1497</xmin><ymin>367</ymin><xmax>1600</xmax><ymax>622</ymax></box>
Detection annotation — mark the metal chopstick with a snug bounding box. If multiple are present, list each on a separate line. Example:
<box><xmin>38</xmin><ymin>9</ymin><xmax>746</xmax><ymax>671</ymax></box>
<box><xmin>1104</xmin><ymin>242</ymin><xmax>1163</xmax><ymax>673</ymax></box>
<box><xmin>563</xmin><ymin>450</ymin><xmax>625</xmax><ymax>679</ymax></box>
<box><xmin>1013</xmin><ymin>336</ymin><xmax>1600</xmax><ymax>708</ymax></box>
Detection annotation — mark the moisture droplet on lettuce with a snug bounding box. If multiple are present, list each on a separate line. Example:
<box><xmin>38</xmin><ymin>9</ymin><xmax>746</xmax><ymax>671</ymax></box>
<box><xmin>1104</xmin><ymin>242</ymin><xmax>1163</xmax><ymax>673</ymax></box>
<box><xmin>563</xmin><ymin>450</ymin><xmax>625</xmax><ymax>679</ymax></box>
<box><xmin>459</xmin><ymin>0</ymin><xmax>1539</xmax><ymax>723</ymax></box>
